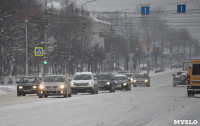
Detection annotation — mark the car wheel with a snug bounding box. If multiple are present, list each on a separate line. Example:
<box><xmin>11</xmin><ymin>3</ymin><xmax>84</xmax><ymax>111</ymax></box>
<box><xmin>44</xmin><ymin>95</ymin><xmax>48</xmax><ymax>98</ymax></box>
<box><xmin>39</xmin><ymin>95</ymin><xmax>43</xmax><ymax>98</ymax></box>
<box><xmin>17</xmin><ymin>92</ymin><xmax>21</xmax><ymax>96</ymax></box>
<box><xmin>91</xmin><ymin>88</ymin><xmax>95</xmax><ymax>94</ymax></box>
<box><xmin>22</xmin><ymin>93</ymin><xmax>26</xmax><ymax>96</ymax></box>
<box><xmin>96</xmin><ymin>88</ymin><xmax>98</xmax><ymax>94</ymax></box>
<box><xmin>134</xmin><ymin>84</ymin><xmax>137</xmax><ymax>87</ymax></box>
<box><xmin>68</xmin><ymin>91</ymin><xmax>72</xmax><ymax>97</ymax></box>
<box><xmin>129</xmin><ymin>85</ymin><xmax>132</xmax><ymax>91</ymax></box>
<box><xmin>147</xmin><ymin>84</ymin><xmax>150</xmax><ymax>87</ymax></box>
<box><xmin>63</xmin><ymin>94</ymin><xmax>67</xmax><ymax>98</ymax></box>
<box><xmin>109</xmin><ymin>86</ymin><xmax>113</xmax><ymax>92</ymax></box>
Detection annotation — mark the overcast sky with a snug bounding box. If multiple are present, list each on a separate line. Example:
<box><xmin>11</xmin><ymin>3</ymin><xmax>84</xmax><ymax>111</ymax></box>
<box><xmin>75</xmin><ymin>0</ymin><xmax>200</xmax><ymax>41</ymax></box>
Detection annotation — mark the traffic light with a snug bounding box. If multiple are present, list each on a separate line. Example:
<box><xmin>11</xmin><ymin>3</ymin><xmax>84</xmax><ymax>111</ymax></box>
<box><xmin>44</xmin><ymin>53</ymin><xmax>47</xmax><ymax>64</ymax></box>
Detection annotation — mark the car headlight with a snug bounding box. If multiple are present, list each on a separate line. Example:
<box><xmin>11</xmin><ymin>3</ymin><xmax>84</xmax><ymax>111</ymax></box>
<box><xmin>39</xmin><ymin>84</ymin><xmax>44</xmax><ymax>89</ymax></box>
<box><xmin>106</xmin><ymin>82</ymin><xmax>110</xmax><ymax>85</ymax></box>
<box><xmin>131</xmin><ymin>79</ymin><xmax>134</xmax><ymax>83</ymax></box>
<box><xmin>18</xmin><ymin>86</ymin><xmax>23</xmax><ymax>89</ymax></box>
<box><xmin>133</xmin><ymin>80</ymin><xmax>136</xmax><ymax>83</ymax></box>
<box><xmin>145</xmin><ymin>80</ymin><xmax>148</xmax><ymax>83</ymax></box>
<box><xmin>88</xmin><ymin>81</ymin><xmax>92</xmax><ymax>85</ymax></box>
<box><xmin>123</xmin><ymin>83</ymin><xmax>127</xmax><ymax>86</ymax></box>
<box><xmin>59</xmin><ymin>84</ymin><xmax>65</xmax><ymax>89</ymax></box>
<box><xmin>71</xmin><ymin>82</ymin><xmax>74</xmax><ymax>85</ymax></box>
<box><xmin>33</xmin><ymin>86</ymin><xmax>37</xmax><ymax>89</ymax></box>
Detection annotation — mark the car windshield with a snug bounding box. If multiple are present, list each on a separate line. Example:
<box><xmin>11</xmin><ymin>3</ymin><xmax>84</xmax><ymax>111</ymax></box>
<box><xmin>114</xmin><ymin>76</ymin><xmax>126</xmax><ymax>80</ymax></box>
<box><xmin>135</xmin><ymin>74</ymin><xmax>149</xmax><ymax>78</ymax></box>
<box><xmin>20</xmin><ymin>77</ymin><xmax>35</xmax><ymax>83</ymax></box>
<box><xmin>43</xmin><ymin>76</ymin><xmax>65</xmax><ymax>82</ymax></box>
<box><xmin>124</xmin><ymin>74</ymin><xmax>132</xmax><ymax>77</ymax></box>
<box><xmin>96</xmin><ymin>75</ymin><xmax>111</xmax><ymax>80</ymax></box>
<box><xmin>73</xmin><ymin>74</ymin><xmax>92</xmax><ymax>80</ymax></box>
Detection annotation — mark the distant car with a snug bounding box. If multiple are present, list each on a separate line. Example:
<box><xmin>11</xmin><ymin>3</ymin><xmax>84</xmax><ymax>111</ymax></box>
<box><xmin>112</xmin><ymin>74</ymin><xmax>131</xmax><ymax>91</ymax></box>
<box><xmin>38</xmin><ymin>75</ymin><xmax>71</xmax><ymax>98</ymax></box>
<box><xmin>118</xmin><ymin>71</ymin><xmax>128</xmax><ymax>74</ymax></box>
<box><xmin>132</xmin><ymin>73</ymin><xmax>150</xmax><ymax>87</ymax></box>
<box><xmin>172</xmin><ymin>71</ymin><xmax>188</xmax><ymax>87</ymax></box>
<box><xmin>71</xmin><ymin>72</ymin><xmax>98</xmax><ymax>94</ymax></box>
<box><xmin>17</xmin><ymin>76</ymin><xmax>42</xmax><ymax>96</ymax></box>
<box><xmin>96</xmin><ymin>74</ymin><xmax>115</xmax><ymax>92</ymax></box>
<box><xmin>123</xmin><ymin>73</ymin><xmax>134</xmax><ymax>84</ymax></box>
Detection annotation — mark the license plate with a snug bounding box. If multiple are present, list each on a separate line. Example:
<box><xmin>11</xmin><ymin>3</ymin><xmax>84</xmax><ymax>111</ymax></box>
<box><xmin>24</xmin><ymin>90</ymin><xmax>32</xmax><ymax>92</ymax></box>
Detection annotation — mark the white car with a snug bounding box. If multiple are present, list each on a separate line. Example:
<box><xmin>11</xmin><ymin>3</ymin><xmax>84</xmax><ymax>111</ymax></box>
<box><xmin>172</xmin><ymin>71</ymin><xmax>188</xmax><ymax>87</ymax></box>
<box><xmin>71</xmin><ymin>72</ymin><xmax>98</xmax><ymax>94</ymax></box>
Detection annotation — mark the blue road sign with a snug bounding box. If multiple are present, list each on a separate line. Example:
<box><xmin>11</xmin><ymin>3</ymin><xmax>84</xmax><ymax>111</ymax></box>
<box><xmin>35</xmin><ymin>47</ymin><xmax>43</xmax><ymax>56</ymax></box>
<box><xmin>141</xmin><ymin>6</ymin><xmax>150</xmax><ymax>15</ymax></box>
<box><xmin>177</xmin><ymin>4</ymin><xmax>186</xmax><ymax>13</ymax></box>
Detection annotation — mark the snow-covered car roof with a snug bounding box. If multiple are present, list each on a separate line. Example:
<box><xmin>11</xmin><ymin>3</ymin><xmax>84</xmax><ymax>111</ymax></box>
<box><xmin>45</xmin><ymin>75</ymin><xmax>66</xmax><ymax>77</ymax></box>
<box><xmin>113</xmin><ymin>74</ymin><xmax>127</xmax><ymax>77</ymax></box>
<box><xmin>75</xmin><ymin>72</ymin><xmax>93</xmax><ymax>75</ymax></box>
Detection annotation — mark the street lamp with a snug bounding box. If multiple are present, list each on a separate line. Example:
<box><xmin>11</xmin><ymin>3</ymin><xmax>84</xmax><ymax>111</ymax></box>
<box><xmin>81</xmin><ymin>0</ymin><xmax>98</xmax><ymax>71</ymax></box>
<box><xmin>81</xmin><ymin>0</ymin><xmax>97</xmax><ymax>11</ymax></box>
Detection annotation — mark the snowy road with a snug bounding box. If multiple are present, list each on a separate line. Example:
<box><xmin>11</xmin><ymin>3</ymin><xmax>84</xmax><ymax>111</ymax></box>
<box><xmin>0</xmin><ymin>70</ymin><xmax>200</xmax><ymax>126</ymax></box>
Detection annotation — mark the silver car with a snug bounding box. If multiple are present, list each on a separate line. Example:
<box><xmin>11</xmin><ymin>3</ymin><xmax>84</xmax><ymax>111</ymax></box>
<box><xmin>38</xmin><ymin>75</ymin><xmax>72</xmax><ymax>98</ymax></box>
<box><xmin>132</xmin><ymin>73</ymin><xmax>150</xmax><ymax>87</ymax></box>
<box><xmin>172</xmin><ymin>71</ymin><xmax>188</xmax><ymax>87</ymax></box>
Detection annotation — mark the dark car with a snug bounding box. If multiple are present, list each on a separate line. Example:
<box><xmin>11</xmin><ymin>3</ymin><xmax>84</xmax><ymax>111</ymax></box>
<box><xmin>17</xmin><ymin>76</ymin><xmax>42</xmax><ymax>96</ymax></box>
<box><xmin>112</xmin><ymin>74</ymin><xmax>131</xmax><ymax>91</ymax></box>
<box><xmin>96</xmin><ymin>74</ymin><xmax>115</xmax><ymax>92</ymax></box>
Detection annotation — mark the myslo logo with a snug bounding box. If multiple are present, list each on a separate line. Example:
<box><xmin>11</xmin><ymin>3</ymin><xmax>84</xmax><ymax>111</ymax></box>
<box><xmin>174</xmin><ymin>120</ymin><xmax>198</xmax><ymax>125</ymax></box>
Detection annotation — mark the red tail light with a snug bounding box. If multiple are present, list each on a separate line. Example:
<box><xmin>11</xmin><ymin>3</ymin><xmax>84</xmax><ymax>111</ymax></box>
<box><xmin>188</xmin><ymin>75</ymin><xmax>190</xmax><ymax>85</ymax></box>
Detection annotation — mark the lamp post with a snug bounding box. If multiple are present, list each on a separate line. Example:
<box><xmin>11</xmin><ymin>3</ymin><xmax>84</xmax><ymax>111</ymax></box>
<box><xmin>25</xmin><ymin>19</ymin><xmax>28</xmax><ymax>75</ymax></box>
<box><xmin>81</xmin><ymin>0</ymin><xmax>97</xmax><ymax>71</ymax></box>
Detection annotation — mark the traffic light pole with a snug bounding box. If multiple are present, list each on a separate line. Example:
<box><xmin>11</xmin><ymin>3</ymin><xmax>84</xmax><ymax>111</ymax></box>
<box><xmin>43</xmin><ymin>0</ymin><xmax>48</xmax><ymax>76</ymax></box>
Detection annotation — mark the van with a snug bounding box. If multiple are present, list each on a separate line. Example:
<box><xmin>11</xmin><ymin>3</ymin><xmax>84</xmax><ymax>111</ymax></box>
<box><xmin>187</xmin><ymin>59</ymin><xmax>200</xmax><ymax>96</ymax></box>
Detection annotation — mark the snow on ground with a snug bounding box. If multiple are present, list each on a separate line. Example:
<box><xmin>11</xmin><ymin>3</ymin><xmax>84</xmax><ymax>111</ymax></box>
<box><xmin>0</xmin><ymin>85</ymin><xmax>16</xmax><ymax>95</ymax></box>
<box><xmin>149</xmin><ymin>68</ymin><xmax>181</xmax><ymax>77</ymax></box>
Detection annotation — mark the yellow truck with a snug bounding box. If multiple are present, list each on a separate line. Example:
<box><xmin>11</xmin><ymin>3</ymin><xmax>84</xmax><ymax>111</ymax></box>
<box><xmin>187</xmin><ymin>59</ymin><xmax>200</xmax><ymax>96</ymax></box>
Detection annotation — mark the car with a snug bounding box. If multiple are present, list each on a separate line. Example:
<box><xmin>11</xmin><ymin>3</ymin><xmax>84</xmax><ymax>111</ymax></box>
<box><xmin>123</xmin><ymin>73</ymin><xmax>134</xmax><ymax>84</ymax></box>
<box><xmin>172</xmin><ymin>71</ymin><xmax>188</xmax><ymax>87</ymax></box>
<box><xmin>132</xmin><ymin>73</ymin><xmax>150</xmax><ymax>87</ymax></box>
<box><xmin>112</xmin><ymin>74</ymin><xmax>131</xmax><ymax>91</ymax></box>
<box><xmin>17</xmin><ymin>76</ymin><xmax>42</xmax><ymax>96</ymax></box>
<box><xmin>38</xmin><ymin>75</ymin><xmax>71</xmax><ymax>98</ymax></box>
<box><xmin>96</xmin><ymin>74</ymin><xmax>115</xmax><ymax>92</ymax></box>
<box><xmin>70</xmin><ymin>72</ymin><xmax>98</xmax><ymax>94</ymax></box>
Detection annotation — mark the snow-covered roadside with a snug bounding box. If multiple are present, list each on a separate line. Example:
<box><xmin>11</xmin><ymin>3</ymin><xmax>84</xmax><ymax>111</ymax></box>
<box><xmin>0</xmin><ymin>85</ymin><xmax>16</xmax><ymax>95</ymax></box>
<box><xmin>149</xmin><ymin>68</ymin><xmax>182</xmax><ymax>77</ymax></box>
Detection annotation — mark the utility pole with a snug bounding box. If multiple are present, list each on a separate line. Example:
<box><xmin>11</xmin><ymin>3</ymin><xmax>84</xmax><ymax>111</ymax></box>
<box><xmin>81</xmin><ymin>0</ymin><xmax>97</xmax><ymax>72</ymax></box>
<box><xmin>25</xmin><ymin>19</ymin><xmax>28</xmax><ymax>75</ymax></box>
<box><xmin>147</xmin><ymin>17</ymin><xmax>150</xmax><ymax>74</ymax></box>
<box><xmin>109</xmin><ymin>17</ymin><xmax>113</xmax><ymax>72</ymax></box>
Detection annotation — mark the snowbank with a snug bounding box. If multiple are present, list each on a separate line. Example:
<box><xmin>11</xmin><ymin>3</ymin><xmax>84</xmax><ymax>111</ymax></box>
<box><xmin>0</xmin><ymin>85</ymin><xmax>16</xmax><ymax>95</ymax></box>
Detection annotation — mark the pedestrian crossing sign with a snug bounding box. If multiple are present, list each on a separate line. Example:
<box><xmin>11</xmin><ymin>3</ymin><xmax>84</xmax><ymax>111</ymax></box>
<box><xmin>35</xmin><ymin>47</ymin><xmax>43</xmax><ymax>56</ymax></box>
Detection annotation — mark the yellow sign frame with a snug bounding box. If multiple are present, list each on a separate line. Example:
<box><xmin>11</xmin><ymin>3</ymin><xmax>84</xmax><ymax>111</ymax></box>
<box><xmin>35</xmin><ymin>47</ymin><xmax>43</xmax><ymax>56</ymax></box>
